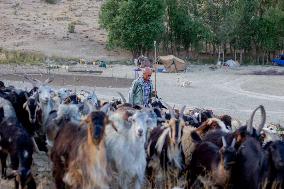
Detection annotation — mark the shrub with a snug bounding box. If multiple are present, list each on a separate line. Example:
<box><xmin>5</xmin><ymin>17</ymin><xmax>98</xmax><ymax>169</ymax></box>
<box><xmin>68</xmin><ymin>22</ymin><xmax>76</xmax><ymax>33</ymax></box>
<box><xmin>44</xmin><ymin>0</ymin><xmax>57</xmax><ymax>4</ymax></box>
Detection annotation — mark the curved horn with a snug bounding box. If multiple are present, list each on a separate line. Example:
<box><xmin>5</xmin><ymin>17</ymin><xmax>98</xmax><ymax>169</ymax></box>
<box><xmin>256</xmin><ymin>105</ymin><xmax>266</xmax><ymax>135</ymax></box>
<box><xmin>117</xmin><ymin>92</ymin><xmax>126</xmax><ymax>104</ymax></box>
<box><xmin>100</xmin><ymin>103</ymin><xmax>111</xmax><ymax>113</ymax></box>
<box><xmin>44</xmin><ymin>77</ymin><xmax>54</xmax><ymax>84</ymax></box>
<box><xmin>231</xmin><ymin>138</ymin><xmax>236</xmax><ymax>148</ymax></box>
<box><xmin>162</xmin><ymin>101</ymin><xmax>175</xmax><ymax>119</ymax></box>
<box><xmin>24</xmin><ymin>74</ymin><xmax>40</xmax><ymax>87</ymax></box>
<box><xmin>81</xmin><ymin>89</ymin><xmax>91</xmax><ymax>94</ymax></box>
<box><xmin>247</xmin><ymin>106</ymin><xmax>259</xmax><ymax>134</ymax></box>
<box><xmin>179</xmin><ymin>105</ymin><xmax>186</xmax><ymax>119</ymax></box>
<box><xmin>247</xmin><ymin>105</ymin><xmax>266</xmax><ymax>135</ymax></box>
<box><xmin>222</xmin><ymin>136</ymin><xmax>227</xmax><ymax>147</ymax></box>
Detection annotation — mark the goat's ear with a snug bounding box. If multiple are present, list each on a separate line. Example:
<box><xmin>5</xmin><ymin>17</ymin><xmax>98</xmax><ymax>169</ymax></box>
<box><xmin>128</xmin><ymin>116</ymin><xmax>133</xmax><ymax>122</ymax></box>
<box><xmin>107</xmin><ymin>120</ymin><xmax>118</xmax><ymax>132</ymax></box>
<box><xmin>84</xmin><ymin>115</ymin><xmax>92</xmax><ymax>124</ymax></box>
<box><xmin>50</xmin><ymin>90</ymin><xmax>56</xmax><ymax>98</ymax></box>
<box><xmin>0</xmin><ymin>107</ymin><xmax>4</xmax><ymax>120</ymax></box>
<box><xmin>24</xmin><ymin>92</ymin><xmax>29</xmax><ymax>100</ymax></box>
<box><xmin>23</xmin><ymin>102</ymin><xmax>28</xmax><ymax>110</ymax></box>
<box><xmin>191</xmin><ymin>131</ymin><xmax>202</xmax><ymax>144</ymax></box>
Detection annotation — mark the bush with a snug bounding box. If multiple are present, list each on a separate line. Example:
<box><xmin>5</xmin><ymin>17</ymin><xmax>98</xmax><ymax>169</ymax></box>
<box><xmin>68</xmin><ymin>22</ymin><xmax>75</xmax><ymax>33</ymax></box>
<box><xmin>44</xmin><ymin>0</ymin><xmax>57</xmax><ymax>4</ymax></box>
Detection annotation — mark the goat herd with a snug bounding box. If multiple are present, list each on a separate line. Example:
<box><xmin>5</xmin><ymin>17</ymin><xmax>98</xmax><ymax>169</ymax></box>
<box><xmin>0</xmin><ymin>75</ymin><xmax>283</xmax><ymax>189</ymax></box>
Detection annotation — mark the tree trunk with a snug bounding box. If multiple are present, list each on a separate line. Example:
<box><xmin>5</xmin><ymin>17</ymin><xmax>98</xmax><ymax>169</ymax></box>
<box><xmin>222</xmin><ymin>49</ymin><xmax>225</xmax><ymax>65</ymax></box>
<box><xmin>217</xmin><ymin>46</ymin><xmax>221</xmax><ymax>63</ymax></box>
<box><xmin>240</xmin><ymin>50</ymin><xmax>243</xmax><ymax>64</ymax></box>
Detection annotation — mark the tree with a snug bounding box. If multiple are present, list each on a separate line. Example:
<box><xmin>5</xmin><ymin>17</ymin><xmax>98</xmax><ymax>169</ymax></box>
<box><xmin>100</xmin><ymin>0</ymin><xmax>165</xmax><ymax>58</ymax></box>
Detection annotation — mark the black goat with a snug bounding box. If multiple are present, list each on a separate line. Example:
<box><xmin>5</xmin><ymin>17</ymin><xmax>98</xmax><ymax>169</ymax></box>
<box><xmin>188</xmin><ymin>131</ymin><xmax>236</xmax><ymax>188</ymax></box>
<box><xmin>262</xmin><ymin>141</ymin><xmax>284</xmax><ymax>189</ymax></box>
<box><xmin>147</xmin><ymin>104</ymin><xmax>186</xmax><ymax>188</ymax></box>
<box><xmin>0</xmin><ymin>114</ymin><xmax>36</xmax><ymax>189</ymax></box>
<box><xmin>203</xmin><ymin>105</ymin><xmax>267</xmax><ymax>189</ymax></box>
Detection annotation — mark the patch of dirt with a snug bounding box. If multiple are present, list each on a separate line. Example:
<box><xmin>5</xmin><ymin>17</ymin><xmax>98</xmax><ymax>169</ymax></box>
<box><xmin>1</xmin><ymin>73</ymin><xmax>132</xmax><ymax>88</ymax></box>
<box><xmin>0</xmin><ymin>0</ymin><xmax>131</xmax><ymax>61</ymax></box>
<box><xmin>245</xmin><ymin>69</ymin><xmax>284</xmax><ymax>76</ymax></box>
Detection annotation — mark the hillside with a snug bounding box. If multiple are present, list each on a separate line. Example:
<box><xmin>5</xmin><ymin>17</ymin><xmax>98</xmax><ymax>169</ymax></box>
<box><xmin>0</xmin><ymin>0</ymin><xmax>131</xmax><ymax>61</ymax></box>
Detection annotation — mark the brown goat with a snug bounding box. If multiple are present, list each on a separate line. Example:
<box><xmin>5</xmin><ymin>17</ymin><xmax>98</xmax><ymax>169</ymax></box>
<box><xmin>195</xmin><ymin>118</ymin><xmax>230</xmax><ymax>138</ymax></box>
<box><xmin>50</xmin><ymin>110</ymin><xmax>111</xmax><ymax>189</ymax></box>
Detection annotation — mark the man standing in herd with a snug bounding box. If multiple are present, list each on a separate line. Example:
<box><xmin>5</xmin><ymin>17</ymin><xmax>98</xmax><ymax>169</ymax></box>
<box><xmin>129</xmin><ymin>67</ymin><xmax>155</xmax><ymax>107</ymax></box>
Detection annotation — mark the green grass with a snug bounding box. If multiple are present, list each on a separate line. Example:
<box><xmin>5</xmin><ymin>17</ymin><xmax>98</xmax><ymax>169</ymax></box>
<box><xmin>0</xmin><ymin>49</ymin><xmax>45</xmax><ymax>65</ymax></box>
<box><xmin>0</xmin><ymin>49</ymin><xmax>80</xmax><ymax>65</ymax></box>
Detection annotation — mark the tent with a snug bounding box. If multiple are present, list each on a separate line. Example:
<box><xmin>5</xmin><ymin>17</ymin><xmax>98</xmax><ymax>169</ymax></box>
<box><xmin>158</xmin><ymin>55</ymin><xmax>187</xmax><ymax>73</ymax></box>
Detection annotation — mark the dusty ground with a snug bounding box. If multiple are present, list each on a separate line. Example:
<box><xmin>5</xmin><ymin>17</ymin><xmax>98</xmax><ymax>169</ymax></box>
<box><xmin>1</xmin><ymin>64</ymin><xmax>284</xmax><ymax>188</ymax></box>
<box><xmin>0</xmin><ymin>0</ymin><xmax>131</xmax><ymax>61</ymax></box>
<box><xmin>1</xmin><ymin>64</ymin><xmax>284</xmax><ymax>123</ymax></box>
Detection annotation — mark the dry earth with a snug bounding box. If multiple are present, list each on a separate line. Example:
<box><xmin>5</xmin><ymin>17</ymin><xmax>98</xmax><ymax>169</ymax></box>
<box><xmin>0</xmin><ymin>0</ymin><xmax>131</xmax><ymax>61</ymax></box>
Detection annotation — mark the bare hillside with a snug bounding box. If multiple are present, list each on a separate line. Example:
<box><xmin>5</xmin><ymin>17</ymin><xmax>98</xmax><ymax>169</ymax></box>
<box><xmin>0</xmin><ymin>0</ymin><xmax>131</xmax><ymax>60</ymax></box>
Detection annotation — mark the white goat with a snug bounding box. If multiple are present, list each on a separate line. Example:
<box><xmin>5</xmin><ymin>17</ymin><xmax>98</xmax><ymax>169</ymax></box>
<box><xmin>0</xmin><ymin>97</ymin><xmax>17</xmax><ymax>120</ymax></box>
<box><xmin>105</xmin><ymin>108</ymin><xmax>152</xmax><ymax>189</ymax></box>
<box><xmin>56</xmin><ymin>88</ymin><xmax>72</xmax><ymax>103</ymax></box>
<box><xmin>24</xmin><ymin>75</ymin><xmax>56</xmax><ymax>127</ymax></box>
<box><xmin>38</xmin><ymin>84</ymin><xmax>56</xmax><ymax>127</ymax></box>
<box><xmin>46</xmin><ymin>104</ymin><xmax>81</xmax><ymax>147</ymax></box>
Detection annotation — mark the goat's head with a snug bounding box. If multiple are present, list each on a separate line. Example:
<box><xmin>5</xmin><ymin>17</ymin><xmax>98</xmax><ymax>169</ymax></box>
<box><xmin>84</xmin><ymin>104</ymin><xmax>112</xmax><ymax>145</ymax></box>
<box><xmin>143</xmin><ymin>107</ymin><xmax>158</xmax><ymax>129</ymax></box>
<box><xmin>128</xmin><ymin>111</ymin><xmax>152</xmax><ymax>140</ymax></box>
<box><xmin>57</xmin><ymin>88</ymin><xmax>72</xmax><ymax>103</ymax></box>
<box><xmin>23</xmin><ymin>95</ymin><xmax>40</xmax><ymax>124</ymax></box>
<box><xmin>55</xmin><ymin>104</ymin><xmax>81</xmax><ymax>123</ymax></box>
<box><xmin>219</xmin><ymin>115</ymin><xmax>232</xmax><ymax>130</ymax></box>
<box><xmin>196</xmin><ymin>118</ymin><xmax>230</xmax><ymax>137</ymax></box>
<box><xmin>38</xmin><ymin>85</ymin><xmax>55</xmax><ymax>104</ymax></box>
<box><xmin>85</xmin><ymin>111</ymin><xmax>107</xmax><ymax>145</ymax></box>
<box><xmin>265</xmin><ymin>141</ymin><xmax>284</xmax><ymax>170</ymax></box>
<box><xmin>15</xmin><ymin>168</ymin><xmax>36</xmax><ymax>189</ymax></box>
<box><xmin>235</xmin><ymin>105</ymin><xmax>266</xmax><ymax>144</ymax></box>
<box><xmin>86</xmin><ymin>91</ymin><xmax>99</xmax><ymax>108</ymax></box>
<box><xmin>220</xmin><ymin>137</ymin><xmax>237</xmax><ymax>170</ymax></box>
<box><xmin>64</xmin><ymin>94</ymin><xmax>80</xmax><ymax>104</ymax></box>
<box><xmin>164</xmin><ymin>103</ymin><xmax>186</xmax><ymax>145</ymax></box>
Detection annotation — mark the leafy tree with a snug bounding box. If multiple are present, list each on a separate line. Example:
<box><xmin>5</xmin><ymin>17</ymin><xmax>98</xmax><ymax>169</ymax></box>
<box><xmin>100</xmin><ymin>0</ymin><xmax>165</xmax><ymax>58</ymax></box>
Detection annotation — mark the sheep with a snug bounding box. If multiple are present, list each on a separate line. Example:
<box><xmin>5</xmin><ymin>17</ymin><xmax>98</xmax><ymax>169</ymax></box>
<box><xmin>105</xmin><ymin>106</ymin><xmax>152</xmax><ymax>189</ymax></box>
<box><xmin>0</xmin><ymin>112</ymin><xmax>36</xmax><ymax>189</ymax></box>
<box><xmin>50</xmin><ymin>105</ymin><xmax>111</xmax><ymax>189</ymax></box>
<box><xmin>187</xmin><ymin>132</ymin><xmax>237</xmax><ymax>188</ymax></box>
<box><xmin>146</xmin><ymin>104</ymin><xmax>186</xmax><ymax>189</ymax></box>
